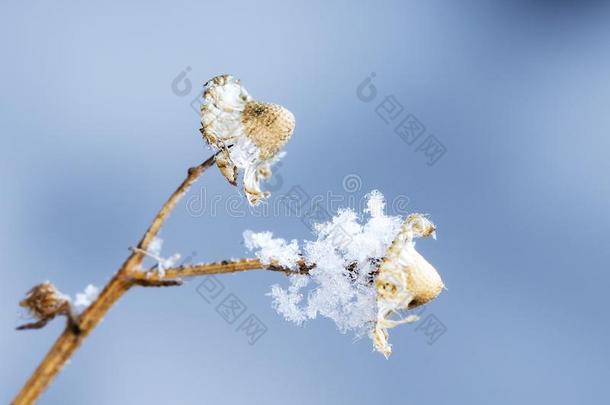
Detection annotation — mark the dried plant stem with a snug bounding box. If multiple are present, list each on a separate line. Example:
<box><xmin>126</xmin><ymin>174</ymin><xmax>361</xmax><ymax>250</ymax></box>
<box><xmin>131</xmin><ymin>258</ymin><xmax>312</xmax><ymax>281</ymax></box>
<box><xmin>13</xmin><ymin>153</ymin><xmax>227</xmax><ymax>405</ymax></box>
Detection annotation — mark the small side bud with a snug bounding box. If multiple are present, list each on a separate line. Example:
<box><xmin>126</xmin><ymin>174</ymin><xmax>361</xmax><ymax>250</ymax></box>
<box><xmin>17</xmin><ymin>282</ymin><xmax>73</xmax><ymax>331</ymax></box>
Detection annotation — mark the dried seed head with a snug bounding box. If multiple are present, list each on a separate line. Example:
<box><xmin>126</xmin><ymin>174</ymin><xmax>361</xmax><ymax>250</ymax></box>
<box><xmin>403</xmin><ymin>244</ymin><xmax>444</xmax><ymax>308</ymax></box>
<box><xmin>373</xmin><ymin>214</ymin><xmax>444</xmax><ymax>357</ymax></box>
<box><xmin>241</xmin><ymin>101</ymin><xmax>295</xmax><ymax>160</ymax></box>
<box><xmin>200</xmin><ymin>74</ymin><xmax>295</xmax><ymax>205</ymax></box>
<box><xmin>20</xmin><ymin>282</ymin><xmax>70</xmax><ymax>321</ymax></box>
<box><xmin>377</xmin><ymin>214</ymin><xmax>443</xmax><ymax>307</ymax></box>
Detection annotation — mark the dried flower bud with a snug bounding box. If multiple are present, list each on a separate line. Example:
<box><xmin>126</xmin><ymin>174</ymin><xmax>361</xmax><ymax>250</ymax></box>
<box><xmin>373</xmin><ymin>214</ymin><xmax>444</xmax><ymax>358</ymax></box>
<box><xmin>19</xmin><ymin>282</ymin><xmax>70</xmax><ymax>322</ymax></box>
<box><xmin>241</xmin><ymin>101</ymin><xmax>295</xmax><ymax>160</ymax></box>
<box><xmin>200</xmin><ymin>74</ymin><xmax>295</xmax><ymax>205</ymax></box>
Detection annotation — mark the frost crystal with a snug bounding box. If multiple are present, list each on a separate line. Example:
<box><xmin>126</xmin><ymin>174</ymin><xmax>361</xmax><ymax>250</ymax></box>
<box><xmin>243</xmin><ymin>230</ymin><xmax>300</xmax><ymax>269</ymax></box>
<box><xmin>143</xmin><ymin>237</ymin><xmax>181</xmax><ymax>277</ymax></box>
<box><xmin>244</xmin><ymin>191</ymin><xmax>444</xmax><ymax>358</ymax></box>
<box><xmin>74</xmin><ymin>284</ymin><xmax>100</xmax><ymax>310</ymax></box>
<box><xmin>148</xmin><ymin>237</ymin><xmax>164</xmax><ymax>258</ymax></box>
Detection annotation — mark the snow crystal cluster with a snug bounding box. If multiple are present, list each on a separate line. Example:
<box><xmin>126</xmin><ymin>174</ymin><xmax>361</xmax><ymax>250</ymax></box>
<box><xmin>145</xmin><ymin>237</ymin><xmax>181</xmax><ymax>277</ymax></box>
<box><xmin>244</xmin><ymin>191</ymin><xmax>404</xmax><ymax>340</ymax></box>
<box><xmin>74</xmin><ymin>284</ymin><xmax>100</xmax><ymax>310</ymax></box>
<box><xmin>243</xmin><ymin>230</ymin><xmax>300</xmax><ymax>269</ymax></box>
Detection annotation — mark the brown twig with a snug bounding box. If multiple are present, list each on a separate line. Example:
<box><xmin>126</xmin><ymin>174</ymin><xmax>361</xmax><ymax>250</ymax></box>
<box><xmin>131</xmin><ymin>258</ymin><xmax>312</xmax><ymax>282</ymax></box>
<box><xmin>132</xmin><ymin>279</ymin><xmax>184</xmax><ymax>287</ymax></box>
<box><xmin>13</xmin><ymin>154</ymin><xmax>219</xmax><ymax>405</ymax></box>
<box><xmin>13</xmin><ymin>150</ymin><xmax>316</xmax><ymax>404</ymax></box>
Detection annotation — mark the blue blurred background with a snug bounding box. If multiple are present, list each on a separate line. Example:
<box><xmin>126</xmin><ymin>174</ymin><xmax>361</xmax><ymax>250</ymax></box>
<box><xmin>2</xmin><ymin>0</ymin><xmax>609</xmax><ymax>403</ymax></box>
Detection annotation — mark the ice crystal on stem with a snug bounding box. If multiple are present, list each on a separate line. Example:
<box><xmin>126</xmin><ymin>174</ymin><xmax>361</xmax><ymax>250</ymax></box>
<box><xmin>244</xmin><ymin>191</ymin><xmax>444</xmax><ymax>358</ymax></box>
<box><xmin>200</xmin><ymin>75</ymin><xmax>295</xmax><ymax>205</ymax></box>
<box><xmin>138</xmin><ymin>237</ymin><xmax>181</xmax><ymax>277</ymax></box>
<box><xmin>74</xmin><ymin>284</ymin><xmax>100</xmax><ymax>310</ymax></box>
<box><xmin>243</xmin><ymin>230</ymin><xmax>301</xmax><ymax>269</ymax></box>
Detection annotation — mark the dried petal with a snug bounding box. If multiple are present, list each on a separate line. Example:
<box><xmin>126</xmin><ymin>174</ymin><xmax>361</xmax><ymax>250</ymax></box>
<box><xmin>215</xmin><ymin>148</ymin><xmax>238</xmax><ymax>186</ymax></box>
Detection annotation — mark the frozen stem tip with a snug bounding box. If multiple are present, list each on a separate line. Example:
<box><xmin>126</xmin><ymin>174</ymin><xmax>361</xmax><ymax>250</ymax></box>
<box><xmin>17</xmin><ymin>282</ymin><xmax>74</xmax><ymax>331</ymax></box>
<box><xmin>200</xmin><ymin>74</ymin><xmax>295</xmax><ymax>205</ymax></box>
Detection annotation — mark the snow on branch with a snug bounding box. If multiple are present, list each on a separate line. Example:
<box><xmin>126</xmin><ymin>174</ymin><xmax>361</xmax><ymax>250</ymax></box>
<box><xmin>244</xmin><ymin>191</ymin><xmax>444</xmax><ymax>358</ymax></box>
